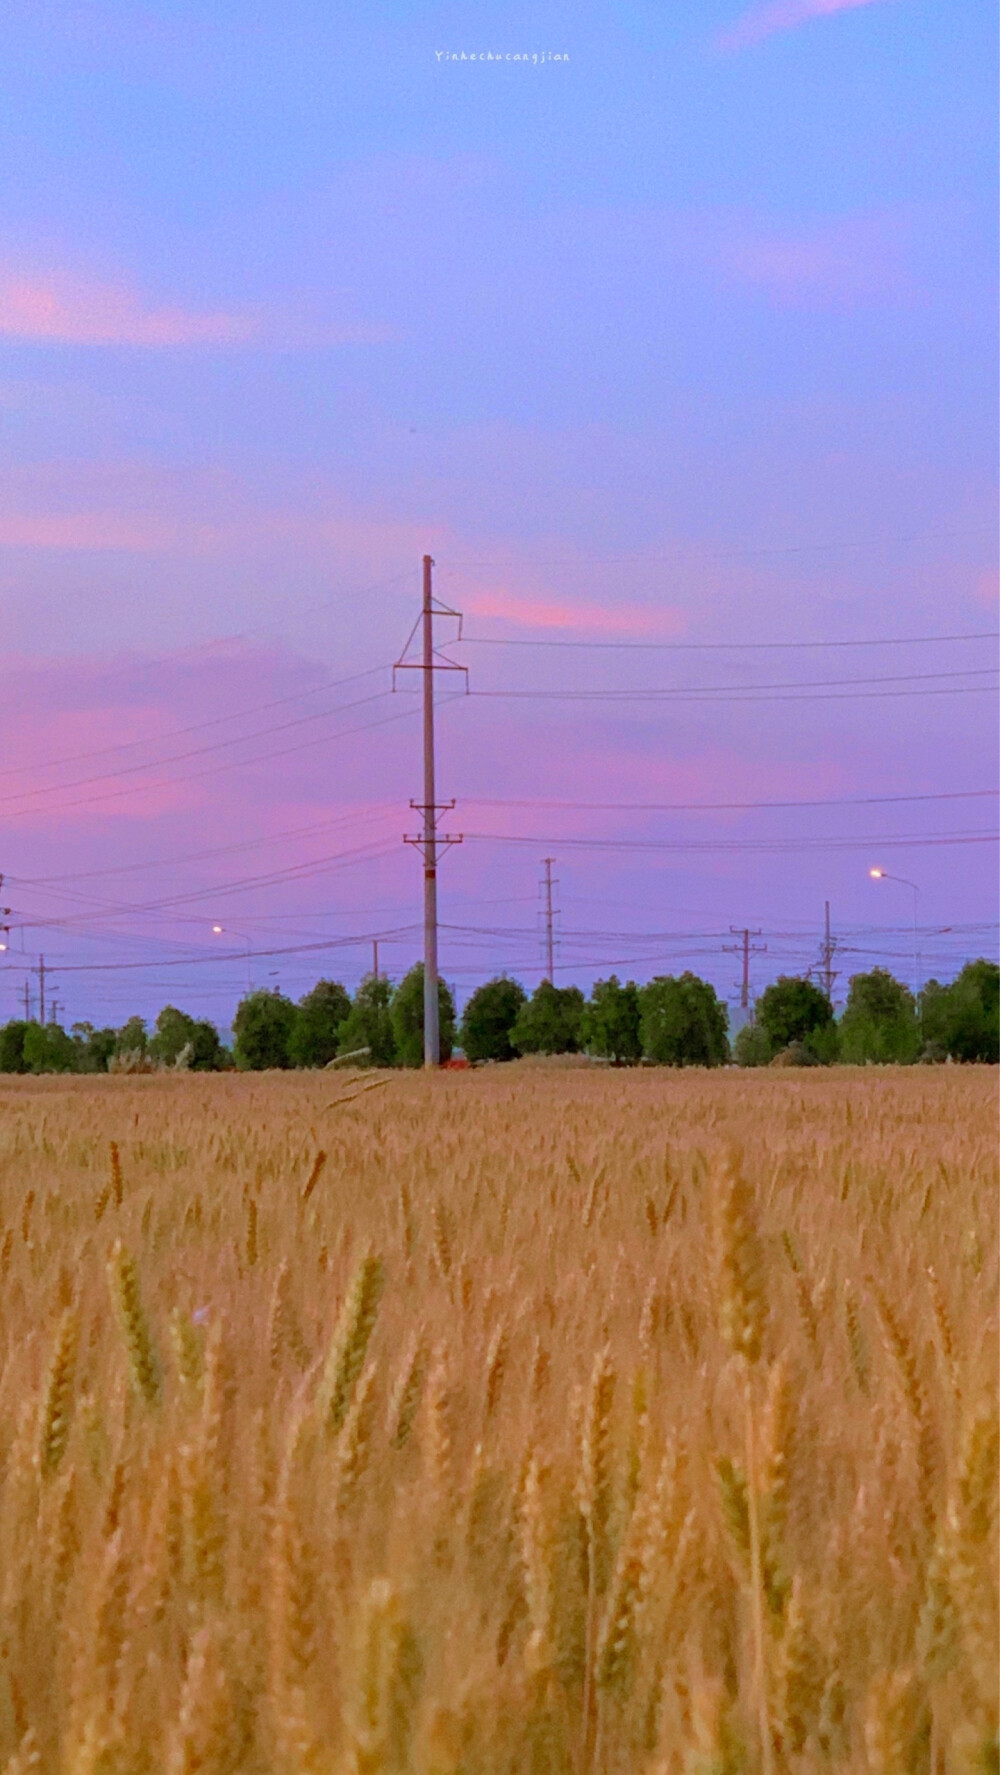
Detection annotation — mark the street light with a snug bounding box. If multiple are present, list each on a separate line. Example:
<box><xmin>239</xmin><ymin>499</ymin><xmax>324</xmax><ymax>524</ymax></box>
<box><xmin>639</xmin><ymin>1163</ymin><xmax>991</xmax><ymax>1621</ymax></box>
<box><xmin>869</xmin><ymin>869</ymin><xmax>920</xmax><ymax>1000</ymax></box>
<box><xmin>211</xmin><ymin>924</ymin><xmax>253</xmax><ymax>994</ymax></box>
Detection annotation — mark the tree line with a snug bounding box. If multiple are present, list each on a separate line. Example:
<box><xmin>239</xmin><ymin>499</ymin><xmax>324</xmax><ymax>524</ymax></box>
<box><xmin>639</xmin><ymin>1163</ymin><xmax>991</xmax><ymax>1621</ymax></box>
<box><xmin>0</xmin><ymin>956</ymin><xmax>996</xmax><ymax>1073</ymax></box>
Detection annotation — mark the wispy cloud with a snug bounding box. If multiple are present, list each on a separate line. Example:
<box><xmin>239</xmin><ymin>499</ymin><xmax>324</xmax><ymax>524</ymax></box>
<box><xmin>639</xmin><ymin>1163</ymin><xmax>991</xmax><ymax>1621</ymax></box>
<box><xmin>0</xmin><ymin>270</ymin><xmax>254</xmax><ymax>347</ymax></box>
<box><xmin>717</xmin><ymin>0</ymin><xmax>895</xmax><ymax>52</ymax></box>
<box><xmin>0</xmin><ymin>267</ymin><xmax>394</xmax><ymax>349</ymax></box>
<box><xmin>463</xmin><ymin>588</ymin><xmax>685</xmax><ymax>638</ymax></box>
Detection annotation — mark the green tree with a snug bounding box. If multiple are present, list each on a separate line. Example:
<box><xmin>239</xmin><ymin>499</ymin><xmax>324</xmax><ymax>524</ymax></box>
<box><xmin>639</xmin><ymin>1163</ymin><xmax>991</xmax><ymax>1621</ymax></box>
<box><xmin>0</xmin><ymin>1020</ymin><xmax>30</xmax><ymax>1073</ymax></box>
<box><xmin>71</xmin><ymin>1023</ymin><xmax>117</xmax><ymax>1072</ymax></box>
<box><xmin>839</xmin><ymin>968</ymin><xmax>920</xmax><ymax>1064</ymax></box>
<box><xmin>114</xmin><ymin>1015</ymin><xmax>148</xmax><ymax>1059</ymax></box>
<box><xmin>638</xmin><ymin>973</ymin><xmax>729</xmax><ymax>1067</ymax></box>
<box><xmin>583</xmin><ymin>976</ymin><xmax>642</xmax><ymax>1064</ymax></box>
<box><xmin>188</xmin><ymin>1020</ymin><xmax>226</xmax><ymax>1071</ymax></box>
<box><xmin>23</xmin><ymin>1022</ymin><xmax>77</xmax><ymax>1073</ymax></box>
<box><xmin>510</xmin><ymin>980</ymin><xmax>585</xmax><ymax>1056</ymax></box>
<box><xmin>149</xmin><ymin>1005</ymin><xmax>196</xmax><ymax>1066</ymax></box>
<box><xmin>756</xmin><ymin>976</ymin><xmax>835</xmax><ymax>1062</ymax></box>
<box><xmin>921</xmin><ymin>960</ymin><xmax>999</xmax><ymax>1063</ymax></box>
<box><xmin>459</xmin><ymin>976</ymin><xmax>527</xmax><ymax>1063</ymax></box>
<box><xmin>733</xmin><ymin>1021</ymin><xmax>771</xmax><ymax>1067</ymax></box>
<box><xmin>288</xmin><ymin>979</ymin><xmax>351</xmax><ymax>1068</ymax></box>
<box><xmin>391</xmin><ymin>964</ymin><xmax>456</xmax><ymax>1068</ymax></box>
<box><xmin>337</xmin><ymin>974</ymin><xmax>397</xmax><ymax>1068</ymax></box>
<box><xmin>232</xmin><ymin>989</ymin><xmax>297</xmax><ymax>1070</ymax></box>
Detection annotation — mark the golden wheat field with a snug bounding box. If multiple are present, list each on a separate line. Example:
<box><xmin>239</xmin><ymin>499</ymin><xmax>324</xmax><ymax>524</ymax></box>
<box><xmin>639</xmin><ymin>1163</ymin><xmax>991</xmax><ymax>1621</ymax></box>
<box><xmin>0</xmin><ymin>1064</ymin><xmax>996</xmax><ymax>1775</ymax></box>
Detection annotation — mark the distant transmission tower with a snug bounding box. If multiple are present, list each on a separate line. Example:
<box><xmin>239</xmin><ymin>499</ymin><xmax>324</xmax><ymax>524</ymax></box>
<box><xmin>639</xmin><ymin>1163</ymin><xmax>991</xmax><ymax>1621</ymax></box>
<box><xmin>395</xmin><ymin>556</ymin><xmax>467</xmax><ymax>1066</ymax></box>
<box><xmin>723</xmin><ymin>927</ymin><xmax>766</xmax><ymax>1012</ymax></box>
<box><xmin>541</xmin><ymin>857</ymin><xmax>558</xmax><ymax>981</ymax></box>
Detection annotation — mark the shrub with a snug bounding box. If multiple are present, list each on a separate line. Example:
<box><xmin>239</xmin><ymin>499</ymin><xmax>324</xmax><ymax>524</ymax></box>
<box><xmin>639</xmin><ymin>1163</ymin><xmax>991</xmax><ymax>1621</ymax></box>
<box><xmin>510</xmin><ymin>980</ymin><xmax>585</xmax><ymax>1055</ymax></box>
<box><xmin>288</xmin><ymin>980</ymin><xmax>352</xmax><ymax>1068</ymax></box>
<box><xmin>756</xmin><ymin>976</ymin><xmax>835</xmax><ymax>1063</ymax></box>
<box><xmin>638</xmin><ymin>973</ymin><xmax>729</xmax><ymax>1067</ymax></box>
<box><xmin>337</xmin><ymin>974</ymin><xmax>398</xmax><ymax>1068</ymax></box>
<box><xmin>839</xmin><ymin>968</ymin><xmax>920</xmax><ymax>1064</ymax></box>
<box><xmin>582</xmin><ymin>976</ymin><xmax>642</xmax><ymax>1064</ymax></box>
<box><xmin>733</xmin><ymin>1021</ymin><xmax>771</xmax><ymax>1068</ymax></box>
<box><xmin>0</xmin><ymin>1020</ymin><xmax>30</xmax><ymax>1073</ymax></box>
<box><xmin>460</xmin><ymin>977</ymin><xmax>527</xmax><ymax>1063</ymax></box>
<box><xmin>232</xmin><ymin>989</ymin><xmax>298</xmax><ymax>1070</ymax></box>
<box><xmin>921</xmin><ymin>959</ymin><xmax>999</xmax><ymax>1063</ymax></box>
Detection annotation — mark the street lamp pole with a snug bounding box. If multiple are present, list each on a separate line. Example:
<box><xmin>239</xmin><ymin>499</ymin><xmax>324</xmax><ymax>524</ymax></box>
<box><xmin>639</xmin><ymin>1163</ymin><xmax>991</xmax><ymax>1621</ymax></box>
<box><xmin>868</xmin><ymin>870</ymin><xmax>920</xmax><ymax>1002</ymax></box>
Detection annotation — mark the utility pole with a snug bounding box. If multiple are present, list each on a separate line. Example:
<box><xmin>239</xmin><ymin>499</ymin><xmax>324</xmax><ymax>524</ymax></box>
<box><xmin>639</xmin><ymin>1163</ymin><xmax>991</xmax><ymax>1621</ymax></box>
<box><xmin>34</xmin><ymin>954</ymin><xmax>47</xmax><ymax>1025</ymax></box>
<box><xmin>819</xmin><ymin>901</ymin><xmax>839</xmax><ymax>1003</ymax></box>
<box><xmin>542</xmin><ymin>858</ymin><xmax>558</xmax><ymax>981</ymax></box>
<box><xmin>397</xmin><ymin>556</ymin><xmax>467</xmax><ymax>1067</ymax></box>
<box><xmin>372</xmin><ymin>940</ymin><xmax>379</xmax><ymax>981</ymax></box>
<box><xmin>22</xmin><ymin>979</ymin><xmax>30</xmax><ymax>1021</ymax></box>
<box><xmin>724</xmin><ymin>927</ymin><xmax>766</xmax><ymax>1011</ymax></box>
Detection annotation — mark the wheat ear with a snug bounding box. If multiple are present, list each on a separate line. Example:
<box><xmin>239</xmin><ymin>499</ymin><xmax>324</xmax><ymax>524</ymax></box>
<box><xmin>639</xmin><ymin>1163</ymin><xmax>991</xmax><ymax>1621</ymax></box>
<box><xmin>107</xmin><ymin>1240</ymin><xmax>161</xmax><ymax>1407</ymax></box>
<box><xmin>38</xmin><ymin>1308</ymin><xmax>79</xmax><ymax>1479</ymax></box>
<box><xmin>317</xmin><ymin>1250</ymin><xmax>385</xmax><ymax>1436</ymax></box>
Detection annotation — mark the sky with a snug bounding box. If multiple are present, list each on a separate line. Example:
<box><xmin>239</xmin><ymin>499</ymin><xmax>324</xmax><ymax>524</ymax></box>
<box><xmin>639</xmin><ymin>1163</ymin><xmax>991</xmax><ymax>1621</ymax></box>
<box><xmin>0</xmin><ymin>0</ymin><xmax>996</xmax><ymax>1031</ymax></box>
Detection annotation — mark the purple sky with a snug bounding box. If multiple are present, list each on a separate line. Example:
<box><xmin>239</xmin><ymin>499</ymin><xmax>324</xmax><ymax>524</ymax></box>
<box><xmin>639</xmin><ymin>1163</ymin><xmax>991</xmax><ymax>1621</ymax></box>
<box><xmin>0</xmin><ymin>0</ymin><xmax>996</xmax><ymax>1030</ymax></box>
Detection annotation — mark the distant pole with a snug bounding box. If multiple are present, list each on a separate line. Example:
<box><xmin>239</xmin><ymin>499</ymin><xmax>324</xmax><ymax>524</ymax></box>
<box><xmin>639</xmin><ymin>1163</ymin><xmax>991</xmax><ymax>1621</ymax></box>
<box><xmin>398</xmin><ymin>557</ymin><xmax>465</xmax><ymax>1064</ymax></box>
<box><xmin>22</xmin><ymin>979</ymin><xmax>30</xmax><ymax>1020</ymax></box>
<box><xmin>37</xmin><ymin>954</ymin><xmax>46</xmax><ymax>1025</ymax></box>
<box><xmin>819</xmin><ymin>901</ymin><xmax>838</xmax><ymax>1002</ymax></box>
<box><xmin>422</xmin><ymin>555</ymin><xmax>440</xmax><ymax>1067</ymax></box>
<box><xmin>543</xmin><ymin>858</ymin><xmax>556</xmax><ymax>982</ymax></box>
<box><xmin>372</xmin><ymin>939</ymin><xmax>379</xmax><ymax>981</ymax></box>
<box><xmin>724</xmin><ymin>927</ymin><xmax>766</xmax><ymax>1012</ymax></box>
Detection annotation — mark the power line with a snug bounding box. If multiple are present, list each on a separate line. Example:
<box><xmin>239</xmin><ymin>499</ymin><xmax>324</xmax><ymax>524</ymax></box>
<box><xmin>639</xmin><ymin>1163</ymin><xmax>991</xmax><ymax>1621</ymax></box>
<box><xmin>463</xmin><ymin>830</ymin><xmax>998</xmax><ymax>854</ymax></box>
<box><xmin>468</xmin><ymin>678</ymin><xmax>996</xmax><ymax>705</ymax></box>
<box><xmin>463</xmin><ymin>789</ymin><xmax>996</xmax><ymax>813</ymax></box>
<box><xmin>455</xmin><ymin>629</ymin><xmax>999</xmax><ymax>654</ymax></box>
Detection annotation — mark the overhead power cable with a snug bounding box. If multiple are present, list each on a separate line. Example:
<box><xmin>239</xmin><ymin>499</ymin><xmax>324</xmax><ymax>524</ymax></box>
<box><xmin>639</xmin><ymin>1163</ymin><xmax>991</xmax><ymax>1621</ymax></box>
<box><xmin>455</xmin><ymin>629</ymin><xmax>999</xmax><ymax>654</ymax></box>
<box><xmin>463</xmin><ymin>789</ymin><xmax>997</xmax><ymax>814</ymax></box>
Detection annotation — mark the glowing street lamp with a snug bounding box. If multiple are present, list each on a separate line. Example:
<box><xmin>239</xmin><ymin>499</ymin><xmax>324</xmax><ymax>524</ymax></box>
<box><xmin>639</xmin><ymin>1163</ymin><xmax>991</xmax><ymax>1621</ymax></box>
<box><xmin>211</xmin><ymin>924</ymin><xmax>253</xmax><ymax>994</ymax></box>
<box><xmin>869</xmin><ymin>868</ymin><xmax>920</xmax><ymax>1000</ymax></box>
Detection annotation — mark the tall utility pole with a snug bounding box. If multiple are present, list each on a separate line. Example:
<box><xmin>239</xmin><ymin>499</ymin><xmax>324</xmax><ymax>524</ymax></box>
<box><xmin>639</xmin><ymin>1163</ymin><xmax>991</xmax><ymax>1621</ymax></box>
<box><xmin>542</xmin><ymin>858</ymin><xmax>557</xmax><ymax>981</ymax></box>
<box><xmin>397</xmin><ymin>556</ymin><xmax>466</xmax><ymax>1067</ymax></box>
<box><xmin>724</xmin><ymin>927</ymin><xmax>766</xmax><ymax>1011</ymax></box>
<box><xmin>372</xmin><ymin>940</ymin><xmax>379</xmax><ymax>981</ymax></box>
<box><xmin>22</xmin><ymin>980</ymin><xmax>30</xmax><ymax>1020</ymax></box>
<box><xmin>34</xmin><ymin>954</ymin><xmax>47</xmax><ymax>1025</ymax></box>
<box><xmin>819</xmin><ymin>901</ymin><xmax>839</xmax><ymax>1003</ymax></box>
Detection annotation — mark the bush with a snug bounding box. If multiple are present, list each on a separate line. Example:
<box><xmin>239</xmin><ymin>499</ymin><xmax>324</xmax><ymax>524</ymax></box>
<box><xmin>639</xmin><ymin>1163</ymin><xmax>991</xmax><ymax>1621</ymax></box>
<box><xmin>0</xmin><ymin>1020</ymin><xmax>30</xmax><ymax>1073</ymax></box>
<box><xmin>288</xmin><ymin>980</ymin><xmax>351</xmax><ymax>1068</ymax></box>
<box><xmin>233</xmin><ymin>990</ymin><xmax>298</xmax><ymax>1070</ymax></box>
<box><xmin>510</xmin><ymin>980</ymin><xmax>585</xmax><ymax>1056</ymax></box>
<box><xmin>70</xmin><ymin>1023</ymin><xmax>118</xmax><ymax>1073</ymax></box>
<box><xmin>733</xmin><ymin>1022</ymin><xmax>771</xmax><ymax>1068</ymax></box>
<box><xmin>583</xmin><ymin>976</ymin><xmax>642</xmax><ymax>1064</ymax></box>
<box><xmin>147</xmin><ymin>1005</ymin><xmax>227</xmax><ymax>1070</ymax></box>
<box><xmin>921</xmin><ymin>960</ymin><xmax>999</xmax><ymax>1063</ymax></box>
<box><xmin>756</xmin><ymin>976</ymin><xmax>835</xmax><ymax>1063</ymax></box>
<box><xmin>839</xmin><ymin>968</ymin><xmax>920</xmax><ymax>1064</ymax></box>
<box><xmin>23</xmin><ymin>1022</ymin><xmax>77</xmax><ymax>1074</ymax></box>
<box><xmin>391</xmin><ymin>964</ymin><xmax>456</xmax><ymax>1068</ymax></box>
<box><xmin>114</xmin><ymin>1015</ymin><xmax>148</xmax><ymax>1060</ymax></box>
<box><xmin>460</xmin><ymin>977</ymin><xmax>527</xmax><ymax>1063</ymax></box>
<box><xmin>638</xmin><ymin>973</ymin><xmax>729</xmax><ymax>1067</ymax></box>
<box><xmin>337</xmin><ymin>974</ymin><xmax>398</xmax><ymax>1068</ymax></box>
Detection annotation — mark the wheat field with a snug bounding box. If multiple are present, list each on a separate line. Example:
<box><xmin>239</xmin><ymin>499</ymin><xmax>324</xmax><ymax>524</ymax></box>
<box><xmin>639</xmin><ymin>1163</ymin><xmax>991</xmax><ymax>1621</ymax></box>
<box><xmin>0</xmin><ymin>1064</ymin><xmax>995</xmax><ymax>1774</ymax></box>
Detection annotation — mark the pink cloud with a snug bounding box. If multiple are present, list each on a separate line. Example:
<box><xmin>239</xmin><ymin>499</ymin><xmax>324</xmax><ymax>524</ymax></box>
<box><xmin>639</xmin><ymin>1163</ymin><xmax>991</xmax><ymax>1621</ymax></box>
<box><xmin>721</xmin><ymin>212</ymin><xmax>908</xmax><ymax>307</ymax></box>
<box><xmin>717</xmin><ymin>0</ymin><xmax>895</xmax><ymax>51</ymax></box>
<box><xmin>0</xmin><ymin>270</ymin><xmax>255</xmax><ymax>347</ymax></box>
<box><xmin>0</xmin><ymin>268</ymin><xmax>395</xmax><ymax>349</ymax></box>
<box><xmin>463</xmin><ymin>588</ymin><xmax>686</xmax><ymax>637</ymax></box>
